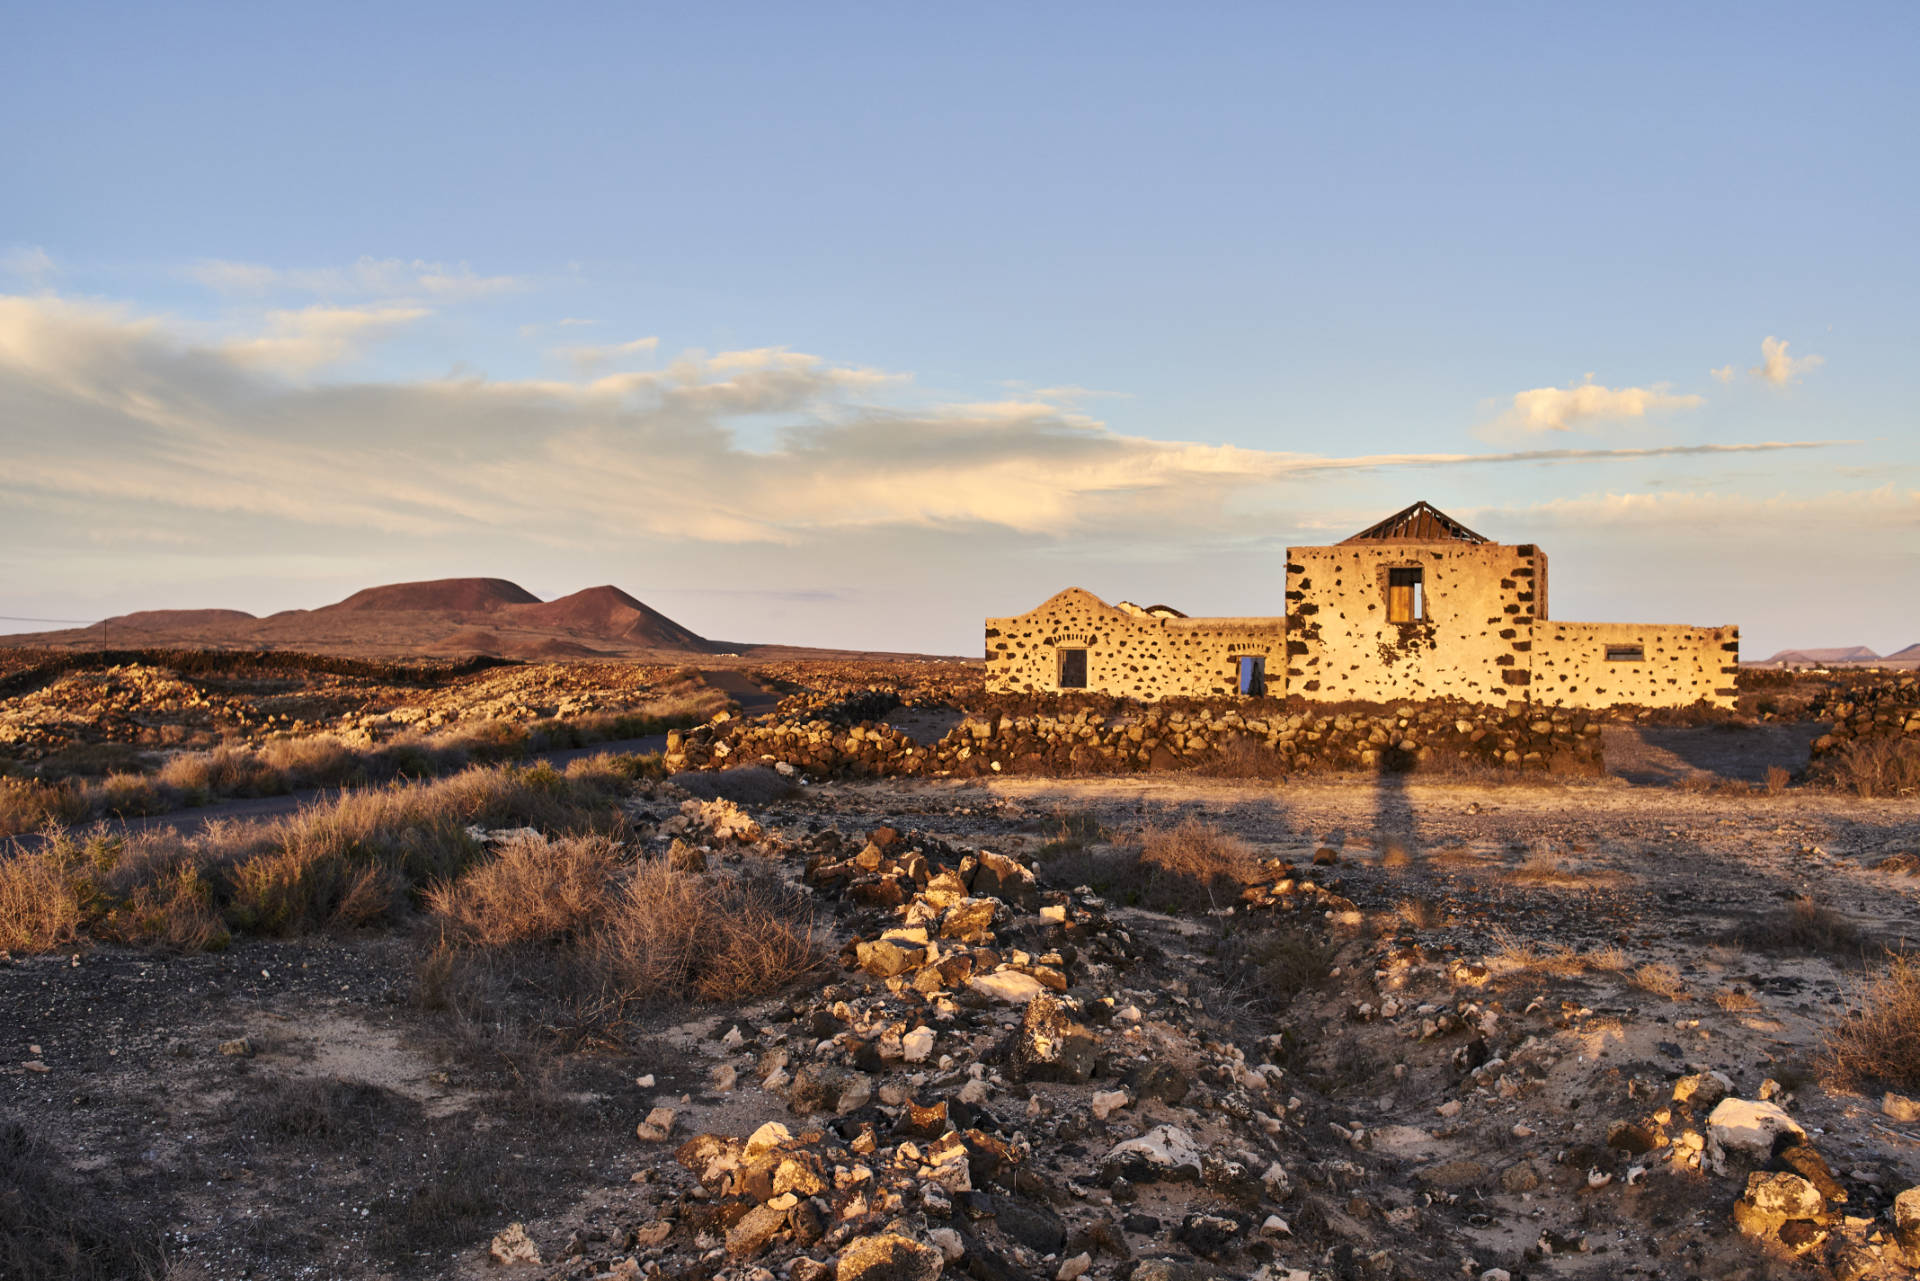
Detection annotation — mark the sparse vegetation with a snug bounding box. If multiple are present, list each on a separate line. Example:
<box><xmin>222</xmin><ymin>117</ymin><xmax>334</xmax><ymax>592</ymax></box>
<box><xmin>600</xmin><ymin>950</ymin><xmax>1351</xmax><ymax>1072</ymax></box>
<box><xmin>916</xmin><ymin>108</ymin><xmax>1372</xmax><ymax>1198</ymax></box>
<box><xmin>0</xmin><ymin>756</ymin><xmax>657</xmax><ymax>952</ymax></box>
<box><xmin>1818</xmin><ymin>735</ymin><xmax>1920</xmax><ymax>799</ymax></box>
<box><xmin>0</xmin><ymin>1121</ymin><xmax>165</xmax><ymax>1281</ymax></box>
<box><xmin>1821</xmin><ymin>952</ymin><xmax>1920</xmax><ymax>1093</ymax></box>
<box><xmin>1719</xmin><ymin>896</ymin><xmax>1868</xmax><ymax>957</ymax></box>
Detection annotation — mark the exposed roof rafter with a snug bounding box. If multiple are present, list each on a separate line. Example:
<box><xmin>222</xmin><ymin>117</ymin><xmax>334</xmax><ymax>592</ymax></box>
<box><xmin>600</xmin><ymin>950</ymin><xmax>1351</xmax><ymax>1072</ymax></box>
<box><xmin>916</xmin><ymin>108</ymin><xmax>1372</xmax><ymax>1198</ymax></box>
<box><xmin>1340</xmin><ymin>500</ymin><xmax>1489</xmax><ymax>545</ymax></box>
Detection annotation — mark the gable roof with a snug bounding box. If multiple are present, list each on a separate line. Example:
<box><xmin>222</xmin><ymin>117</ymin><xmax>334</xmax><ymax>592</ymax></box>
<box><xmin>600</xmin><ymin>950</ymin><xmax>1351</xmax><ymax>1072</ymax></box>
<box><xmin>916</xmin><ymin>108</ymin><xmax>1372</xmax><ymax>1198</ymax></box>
<box><xmin>1340</xmin><ymin>500</ymin><xmax>1489</xmax><ymax>545</ymax></box>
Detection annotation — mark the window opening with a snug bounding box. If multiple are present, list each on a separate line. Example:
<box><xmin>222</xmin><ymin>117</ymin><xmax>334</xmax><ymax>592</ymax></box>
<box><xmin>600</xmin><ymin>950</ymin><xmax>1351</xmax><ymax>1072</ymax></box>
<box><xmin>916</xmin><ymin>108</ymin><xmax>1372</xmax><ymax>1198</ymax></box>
<box><xmin>1387</xmin><ymin>567</ymin><xmax>1424</xmax><ymax>623</ymax></box>
<box><xmin>1058</xmin><ymin>648</ymin><xmax>1088</xmax><ymax>689</ymax></box>
<box><xmin>1606</xmin><ymin>645</ymin><xmax>1645</xmax><ymax>662</ymax></box>
<box><xmin>1236</xmin><ymin>655</ymin><xmax>1266</xmax><ymax>697</ymax></box>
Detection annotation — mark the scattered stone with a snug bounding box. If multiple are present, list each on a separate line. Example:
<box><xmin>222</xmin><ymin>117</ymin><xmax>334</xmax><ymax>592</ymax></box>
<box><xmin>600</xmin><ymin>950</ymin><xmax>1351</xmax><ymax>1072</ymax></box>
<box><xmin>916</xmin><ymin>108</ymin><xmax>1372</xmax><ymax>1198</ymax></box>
<box><xmin>489</xmin><ymin>1222</ymin><xmax>542</xmax><ymax>1266</ymax></box>
<box><xmin>1707</xmin><ymin>1097</ymin><xmax>1805</xmax><ymax>1162</ymax></box>
<box><xmin>833</xmin><ymin>1231</ymin><xmax>944</xmax><ymax>1281</ymax></box>
<box><xmin>1104</xmin><ymin>1125</ymin><xmax>1203</xmax><ymax>1183</ymax></box>
<box><xmin>1006</xmin><ymin>992</ymin><xmax>1098</xmax><ymax>1084</ymax></box>
<box><xmin>1884</xmin><ymin>1092</ymin><xmax>1920</xmax><ymax>1123</ymax></box>
<box><xmin>636</xmin><ymin>1107</ymin><xmax>677</xmax><ymax>1142</ymax></box>
<box><xmin>218</xmin><ymin>1037</ymin><xmax>253</xmax><ymax>1057</ymax></box>
<box><xmin>1090</xmin><ymin>1089</ymin><xmax>1130</xmax><ymax>1120</ymax></box>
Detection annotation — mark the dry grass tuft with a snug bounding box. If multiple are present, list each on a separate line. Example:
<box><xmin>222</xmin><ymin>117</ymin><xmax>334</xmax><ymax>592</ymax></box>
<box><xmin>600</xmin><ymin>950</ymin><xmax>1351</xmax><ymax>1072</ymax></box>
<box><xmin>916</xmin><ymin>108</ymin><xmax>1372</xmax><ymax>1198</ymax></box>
<box><xmin>1632</xmin><ymin>961</ymin><xmax>1688</xmax><ymax>1000</ymax></box>
<box><xmin>1130</xmin><ymin>818</ymin><xmax>1261</xmax><ymax>912</ymax></box>
<box><xmin>1821</xmin><ymin>953</ymin><xmax>1920</xmax><ymax>1093</ymax></box>
<box><xmin>0</xmin><ymin>778</ymin><xmax>87</xmax><ymax>837</ymax></box>
<box><xmin>1720</xmin><ymin>897</ymin><xmax>1868</xmax><ymax>957</ymax></box>
<box><xmin>0</xmin><ymin>845</ymin><xmax>86</xmax><ymax>953</ymax></box>
<box><xmin>427</xmin><ymin>834</ymin><xmax>619</xmax><ymax>946</ymax></box>
<box><xmin>596</xmin><ymin>863</ymin><xmax>821</xmax><ymax>1005</ymax></box>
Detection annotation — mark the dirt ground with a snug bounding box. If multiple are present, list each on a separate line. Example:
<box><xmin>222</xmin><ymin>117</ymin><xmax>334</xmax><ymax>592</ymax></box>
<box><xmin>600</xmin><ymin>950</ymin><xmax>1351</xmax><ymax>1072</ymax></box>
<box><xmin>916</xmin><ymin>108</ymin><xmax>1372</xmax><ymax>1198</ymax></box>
<box><xmin>6</xmin><ymin>767</ymin><xmax>1920</xmax><ymax>1279</ymax></box>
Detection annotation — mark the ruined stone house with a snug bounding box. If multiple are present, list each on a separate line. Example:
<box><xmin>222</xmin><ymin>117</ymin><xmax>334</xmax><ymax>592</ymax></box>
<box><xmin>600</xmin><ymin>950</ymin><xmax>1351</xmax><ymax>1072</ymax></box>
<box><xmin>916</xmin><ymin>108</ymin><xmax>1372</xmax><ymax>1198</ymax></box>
<box><xmin>983</xmin><ymin>501</ymin><xmax>1740</xmax><ymax>709</ymax></box>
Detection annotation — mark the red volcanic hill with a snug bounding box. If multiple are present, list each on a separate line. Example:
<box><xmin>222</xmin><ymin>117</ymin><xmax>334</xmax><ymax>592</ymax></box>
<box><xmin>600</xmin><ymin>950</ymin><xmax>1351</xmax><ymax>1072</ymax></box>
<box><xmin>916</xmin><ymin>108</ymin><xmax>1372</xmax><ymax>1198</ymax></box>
<box><xmin>2</xmin><ymin>577</ymin><xmax>724</xmax><ymax>659</ymax></box>
<box><xmin>509</xmin><ymin>586</ymin><xmax>710</xmax><ymax>650</ymax></box>
<box><xmin>322</xmin><ymin>578</ymin><xmax>541</xmax><ymax>614</ymax></box>
<box><xmin>106</xmin><ymin>608</ymin><xmax>259</xmax><ymax>630</ymax></box>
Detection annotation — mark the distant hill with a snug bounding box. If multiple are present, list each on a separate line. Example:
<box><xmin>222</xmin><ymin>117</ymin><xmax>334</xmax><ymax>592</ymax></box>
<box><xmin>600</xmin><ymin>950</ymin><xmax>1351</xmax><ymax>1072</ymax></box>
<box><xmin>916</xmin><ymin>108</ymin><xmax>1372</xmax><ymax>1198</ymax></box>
<box><xmin>1886</xmin><ymin>643</ymin><xmax>1920</xmax><ymax>663</ymax></box>
<box><xmin>324</xmin><ymin>578</ymin><xmax>539</xmax><ymax>614</ymax></box>
<box><xmin>4</xmin><ymin>577</ymin><xmax>722</xmax><ymax>661</ymax></box>
<box><xmin>1763</xmin><ymin>646</ymin><xmax>1881</xmax><ymax>665</ymax></box>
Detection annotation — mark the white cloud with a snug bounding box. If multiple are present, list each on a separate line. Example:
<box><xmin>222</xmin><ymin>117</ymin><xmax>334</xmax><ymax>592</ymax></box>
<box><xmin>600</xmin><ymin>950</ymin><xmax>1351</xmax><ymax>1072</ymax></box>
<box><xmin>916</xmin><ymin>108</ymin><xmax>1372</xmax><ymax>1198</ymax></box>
<box><xmin>1710</xmin><ymin>364</ymin><xmax>1736</xmax><ymax>383</ymax></box>
<box><xmin>219</xmin><ymin>304</ymin><xmax>429</xmax><ymax>374</ymax></box>
<box><xmin>2</xmin><ymin>246</ymin><xmax>57</xmax><ymax>283</ymax></box>
<box><xmin>188</xmin><ymin>256</ymin><xmax>522</xmax><ymax>302</ymax></box>
<box><xmin>559</xmin><ymin>334</ymin><xmax>660</xmax><ymax>374</ymax></box>
<box><xmin>1751</xmin><ymin>335</ymin><xmax>1823</xmax><ymax>386</ymax></box>
<box><xmin>0</xmin><ymin>293</ymin><xmax>1849</xmax><ymax>554</ymax></box>
<box><xmin>1495</xmin><ymin>375</ymin><xmax>1705</xmax><ymax>434</ymax></box>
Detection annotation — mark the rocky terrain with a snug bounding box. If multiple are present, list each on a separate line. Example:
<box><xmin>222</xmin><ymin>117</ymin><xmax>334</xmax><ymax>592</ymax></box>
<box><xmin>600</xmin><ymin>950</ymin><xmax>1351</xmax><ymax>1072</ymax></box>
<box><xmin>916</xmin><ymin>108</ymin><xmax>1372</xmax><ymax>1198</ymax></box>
<box><xmin>6</xmin><ymin>762</ymin><xmax>1920</xmax><ymax>1281</ymax></box>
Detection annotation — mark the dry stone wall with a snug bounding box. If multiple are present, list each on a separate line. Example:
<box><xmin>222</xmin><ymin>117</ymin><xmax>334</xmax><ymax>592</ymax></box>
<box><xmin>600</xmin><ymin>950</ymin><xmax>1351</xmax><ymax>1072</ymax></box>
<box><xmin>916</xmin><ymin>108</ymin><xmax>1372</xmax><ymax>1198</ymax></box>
<box><xmin>985</xmin><ymin>588</ymin><xmax>1284</xmax><ymax>700</ymax></box>
<box><xmin>665</xmin><ymin>692</ymin><xmax>1607</xmax><ymax>779</ymax></box>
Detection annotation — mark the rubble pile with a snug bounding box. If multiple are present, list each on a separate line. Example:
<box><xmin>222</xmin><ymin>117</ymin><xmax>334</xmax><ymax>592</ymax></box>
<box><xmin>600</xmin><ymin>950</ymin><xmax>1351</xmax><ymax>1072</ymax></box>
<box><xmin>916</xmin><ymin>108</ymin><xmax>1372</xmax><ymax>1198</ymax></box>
<box><xmin>488</xmin><ymin>804</ymin><xmax>1920</xmax><ymax>1281</ymax></box>
<box><xmin>665</xmin><ymin>698</ymin><xmax>1607</xmax><ymax>780</ymax></box>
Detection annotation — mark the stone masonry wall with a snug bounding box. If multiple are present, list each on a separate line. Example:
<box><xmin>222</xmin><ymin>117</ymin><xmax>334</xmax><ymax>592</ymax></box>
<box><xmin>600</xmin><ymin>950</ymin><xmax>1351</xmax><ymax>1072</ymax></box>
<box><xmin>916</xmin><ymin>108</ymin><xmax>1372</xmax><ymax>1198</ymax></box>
<box><xmin>665</xmin><ymin>692</ymin><xmax>1606</xmax><ymax>779</ymax></box>
<box><xmin>1284</xmin><ymin>542</ymin><xmax>1547</xmax><ymax>707</ymax></box>
<box><xmin>1531</xmin><ymin>622</ymin><xmax>1740</xmax><ymax>710</ymax></box>
<box><xmin>985</xmin><ymin>588</ymin><xmax>1285</xmax><ymax>700</ymax></box>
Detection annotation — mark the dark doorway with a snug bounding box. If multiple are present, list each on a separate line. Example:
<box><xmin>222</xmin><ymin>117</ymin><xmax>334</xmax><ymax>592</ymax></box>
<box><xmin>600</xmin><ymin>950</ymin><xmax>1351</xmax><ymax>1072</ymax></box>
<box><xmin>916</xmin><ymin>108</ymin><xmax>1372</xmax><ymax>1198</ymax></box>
<box><xmin>1236</xmin><ymin>655</ymin><xmax>1265</xmax><ymax>696</ymax></box>
<box><xmin>1058</xmin><ymin>648</ymin><xmax>1088</xmax><ymax>689</ymax></box>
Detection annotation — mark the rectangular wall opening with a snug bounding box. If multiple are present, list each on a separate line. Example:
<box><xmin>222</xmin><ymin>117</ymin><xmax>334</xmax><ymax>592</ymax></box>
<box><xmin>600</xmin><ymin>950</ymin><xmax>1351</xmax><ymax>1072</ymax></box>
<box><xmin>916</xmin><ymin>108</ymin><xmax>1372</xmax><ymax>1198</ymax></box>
<box><xmin>1057</xmin><ymin>647</ymin><xmax>1088</xmax><ymax>689</ymax></box>
<box><xmin>1605</xmin><ymin>644</ymin><xmax>1645</xmax><ymax>662</ymax></box>
<box><xmin>1236</xmin><ymin>655</ymin><xmax>1266</xmax><ymax>696</ymax></box>
<box><xmin>1387</xmin><ymin>567</ymin><xmax>1424</xmax><ymax>623</ymax></box>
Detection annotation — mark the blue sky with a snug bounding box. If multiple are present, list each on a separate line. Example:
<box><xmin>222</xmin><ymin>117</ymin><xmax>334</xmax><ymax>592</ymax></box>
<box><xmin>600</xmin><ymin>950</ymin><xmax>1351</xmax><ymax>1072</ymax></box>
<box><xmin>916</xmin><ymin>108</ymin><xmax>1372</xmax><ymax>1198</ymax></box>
<box><xmin>3</xmin><ymin>3</ymin><xmax>1916</xmax><ymax>655</ymax></box>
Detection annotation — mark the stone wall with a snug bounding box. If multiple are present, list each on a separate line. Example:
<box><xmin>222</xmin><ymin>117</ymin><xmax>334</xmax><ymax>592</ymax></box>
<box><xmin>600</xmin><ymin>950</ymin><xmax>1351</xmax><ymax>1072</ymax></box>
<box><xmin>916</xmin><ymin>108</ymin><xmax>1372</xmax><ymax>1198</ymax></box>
<box><xmin>1531</xmin><ymin>622</ymin><xmax>1740</xmax><ymax>710</ymax></box>
<box><xmin>665</xmin><ymin>692</ymin><xmax>1607</xmax><ymax>779</ymax></box>
<box><xmin>1284</xmin><ymin>542</ymin><xmax>1547</xmax><ymax>706</ymax></box>
<box><xmin>985</xmin><ymin>588</ymin><xmax>1285</xmax><ymax>700</ymax></box>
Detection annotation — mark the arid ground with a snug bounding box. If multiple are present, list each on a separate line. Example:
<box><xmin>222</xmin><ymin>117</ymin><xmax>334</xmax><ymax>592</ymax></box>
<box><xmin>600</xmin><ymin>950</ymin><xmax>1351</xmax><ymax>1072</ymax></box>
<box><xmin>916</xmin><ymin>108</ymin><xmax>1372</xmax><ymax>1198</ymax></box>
<box><xmin>4</xmin><ymin>656</ymin><xmax>1920</xmax><ymax>1281</ymax></box>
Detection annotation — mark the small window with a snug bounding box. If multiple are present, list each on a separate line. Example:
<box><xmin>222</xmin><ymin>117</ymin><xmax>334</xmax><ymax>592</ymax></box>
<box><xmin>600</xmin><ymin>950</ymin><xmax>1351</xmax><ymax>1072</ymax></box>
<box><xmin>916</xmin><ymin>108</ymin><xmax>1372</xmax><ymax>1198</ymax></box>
<box><xmin>1236</xmin><ymin>655</ymin><xmax>1266</xmax><ymax>697</ymax></box>
<box><xmin>1606</xmin><ymin>645</ymin><xmax>1644</xmax><ymax>662</ymax></box>
<box><xmin>1058</xmin><ymin>648</ymin><xmax>1088</xmax><ymax>689</ymax></box>
<box><xmin>1387</xmin><ymin>567</ymin><xmax>1424</xmax><ymax>623</ymax></box>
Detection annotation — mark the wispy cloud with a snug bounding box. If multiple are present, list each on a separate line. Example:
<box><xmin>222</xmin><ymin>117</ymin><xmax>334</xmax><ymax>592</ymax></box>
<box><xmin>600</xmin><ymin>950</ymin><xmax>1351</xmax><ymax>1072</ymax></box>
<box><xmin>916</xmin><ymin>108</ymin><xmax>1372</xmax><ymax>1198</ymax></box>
<box><xmin>558</xmin><ymin>334</ymin><xmax>660</xmax><ymax>374</ymax></box>
<box><xmin>1710</xmin><ymin>364</ymin><xmax>1736</xmax><ymax>383</ymax></box>
<box><xmin>1493</xmin><ymin>374</ymin><xmax>1705</xmax><ymax>434</ymax></box>
<box><xmin>1751</xmin><ymin>335</ymin><xmax>1824</xmax><ymax>386</ymax></box>
<box><xmin>187</xmin><ymin>256</ymin><xmax>523</xmax><ymax>302</ymax></box>
<box><xmin>218</xmin><ymin>304</ymin><xmax>429</xmax><ymax>374</ymax></box>
<box><xmin>1</xmin><ymin>246</ymin><xmax>57</xmax><ymax>284</ymax></box>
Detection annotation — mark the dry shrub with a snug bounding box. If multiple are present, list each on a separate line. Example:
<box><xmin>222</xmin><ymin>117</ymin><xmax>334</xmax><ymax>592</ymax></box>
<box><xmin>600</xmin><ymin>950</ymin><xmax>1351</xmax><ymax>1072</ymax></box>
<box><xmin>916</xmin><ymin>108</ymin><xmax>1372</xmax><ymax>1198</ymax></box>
<box><xmin>1388</xmin><ymin>897</ymin><xmax>1439</xmax><ymax>930</ymax></box>
<box><xmin>1764</xmin><ymin>765</ymin><xmax>1791</xmax><ymax>796</ymax></box>
<box><xmin>1821</xmin><ymin>735</ymin><xmax>1920</xmax><ymax>799</ymax></box>
<box><xmin>0</xmin><ymin>847</ymin><xmax>85</xmax><ymax>953</ymax></box>
<box><xmin>1715</xmin><ymin>988</ymin><xmax>1762</xmax><ymax>1013</ymax></box>
<box><xmin>0</xmin><ymin>1120</ymin><xmax>165</xmax><ymax>1281</ymax></box>
<box><xmin>96</xmin><ymin>862</ymin><xmax>229</xmax><ymax>951</ymax></box>
<box><xmin>257</xmin><ymin>734</ymin><xmax>362</xmax><ymax>787</ymax></box>
<box><xmin>1721</xmin><ymin>897</ymin><xmax>1867</xmax><ymax>957</ymax></box>
<box><xmin>1379</xmin><ymin>839</ymin><xmax>1413</xmax><ymax>870</ymax></box>
<box><xmin>596</xmin><ymin>862</ymin><xmax>820</xmax><ymax>1005</ymax></box>
<box><xmin>427</xmin><ymin>834</ymin><xmax>619</xmax><ymax>946</ymax></box>
<box><xmin>0</xmin><ymin>778</ymin><xmax>85</xmax><ymax>837</ymax></box>
<box><xmin>157</xmin><ymin>744</ymin><xmax>282</xmax><ymax>798</ymax></box>
<box><xmin>92</xmin><ymin>772</ymin><xmax>176</xmax><ymax>817</ymax></box>
<box><xmin>1821</xmin><ymin>953</ymin><xmax>1920</xmax><ymax>1092</ymax></box>
<box><xmin>1129</xmin><ymin>818</ymin><xmax>1260</xmax><ymax>912</ymax></box>
<box><xmin>1632</xmin><ymin>962</ymin><xmax>1688</xmax><ymax>1000</ymax></box>
<box><xmin>1216</xmin><ymin>923</ymin><xmax>1336</xmax><ymax>1013</ymax></box>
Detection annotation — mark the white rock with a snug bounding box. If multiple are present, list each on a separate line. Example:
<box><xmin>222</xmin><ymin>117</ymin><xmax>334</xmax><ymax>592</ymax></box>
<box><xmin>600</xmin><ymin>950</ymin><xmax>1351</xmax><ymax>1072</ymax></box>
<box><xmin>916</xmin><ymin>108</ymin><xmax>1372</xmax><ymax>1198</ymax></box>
<box><xmin>1707</xmin><ymin>1097</ymin><xmax>1806</xmax><ymax>1162</ymax></box>
<box><xmin>1039</xmin><ymin>904</ymin><xmax>1069</xmax><ymax>923</ymax></box>
<box><xmin>634</xmin><ymin>1074</ymin><xmax>656</xmax><ymax>1088</ymax></box>
<box><xmin>1056</xmin><ymin>1252</ymin><xmax>1091</xmax><ymax>1280</ymax></box>
<box><xmin>710</xmin><ymin>1064</ymin><xmax>737</xmax><ymax>1091</ymax></box>
<box><xmin>968</xmin><ymin>970</ymin><xmax>1049</xmax><ymax>1003</ymax></box>
<box><xmin>927</xmin><ymin>1227</ymin><xmax>965</xmax><ymax>1261</ymax></box>
<box><xmin>958</xmin><ymin>1078</ymin><xmax>991</xmax><ymax>1105</ymax></box>
<box><xmin>1106</xmin><ymin>1124</ymin><xmax>1202</xmax><ymax>1178</ymax></box>
<box><xmin>720</xmin><ymin>1025</ymin><xmax>744</xmax><ymax>1050</ymax></box>
<box><xmin>1091</xmin><ymin>1089</ymin><xmax>1131</xmax><ymax>1120</ymax></box>
<box><xmin>1481</xmin><ymin>1271</ymin><xmax>1512</xmax><ymax>1281</ymax></box>
<box><xmin>902</xmin><ymin>1026</ymin><xmax>936</xmax><ymax>1064</ymax></box>
<box><xmin>1260</xmin><ymin>1214</ymin><xmax>1291</xmax><ymax>1236</ymax></box>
